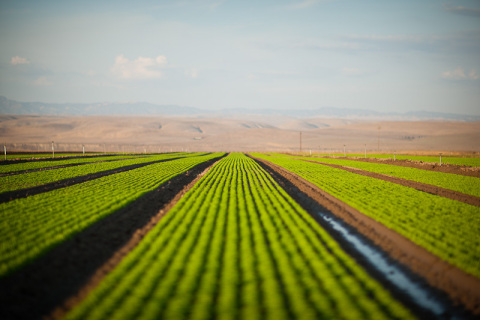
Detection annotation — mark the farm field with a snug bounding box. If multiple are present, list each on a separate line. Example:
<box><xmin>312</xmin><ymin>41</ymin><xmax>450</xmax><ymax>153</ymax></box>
<box><xmin>0</xmin><ymin>154</ymin><xmax>142</xmax><ymax>174</ymax></box>
<box><xmin>309</xmin><ymin>153</ymin><xmax>480</xmax><ymax>167</ymax></box>
<box><xmin>3</xmin><ymin>153</ymin><xmax>88</xmax><ymax>160</ymax></box>
<box><xmin>64</xmin><ymin>153</ymin><xmax>413</xmax><ymax>320</ymax></box>
<box><xmin>0</xmin><ymin>152</ymin><xmax>222</xmax><ymax>276</ymax></box>
<box><xmin>252</xmin><ymin>153</ymin><xmax>480</xmax><ymax>279</ymax></box>
<box><xmin>0</xmin><ymin>153</ymin><xmax>191</xmax><ymax>194</ymax></box>
<box><xmin>0</xmin><ymin>152</ymin><xmax>479</xmax><ymax>319</ymax></box>
<box><xmin>280</xmin><ymin>153</ymin><xmax>480</xmax><ymax>197</ymax></box>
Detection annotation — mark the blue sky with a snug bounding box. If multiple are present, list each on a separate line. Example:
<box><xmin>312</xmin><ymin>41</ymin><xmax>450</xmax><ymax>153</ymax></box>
<box><xmin>1</xmin><ymin>0</ymin><xmax>479</xmax><ymax>115</ymax></box>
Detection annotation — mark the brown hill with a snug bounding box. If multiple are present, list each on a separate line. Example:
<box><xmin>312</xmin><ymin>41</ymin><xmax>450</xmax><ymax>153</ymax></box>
<box><xmin>1</xmin><ymin>115</ymin><xmax>479</xmax><ymax>154</ymax></box>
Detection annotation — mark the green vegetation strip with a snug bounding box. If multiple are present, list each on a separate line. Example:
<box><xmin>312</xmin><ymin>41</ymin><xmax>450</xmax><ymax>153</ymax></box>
<box><xmin>0</xmin><ymin>155</ymin><xmax>143</xmax><ymax>174</ymax></box>
<box><xmin>65</xmin><ymin>153</ymin><xmax>413</xmax><ymax>320</ymax></box>
<box><xmin>253</xmin><ymin>153</ymin><xmax>480</xmax><ymax>279</ymax></box>
<box><xmin>0</xmin><ymin>153</ymin><xmax>193</xmax><ymax>194</ymax></box>
<box><xmin>283</xmin><ymin>154</ymin><xmax>480</xmax><ymax>198</ymax></box>
<box><xmin>0</xmin><ymin>153</ymin><xmax>222</xmax><ymax>277</ymax></box>
<box><xmin>309</xmin><ymin>154</ymin><xmax>480</xmax><ymax>167</ymax></box>
<box><xmin>4</xmin><ymin>153</ymin><xmax>86</xmax><ymax>160</ymax></box>
<box><xmin>371</xmin><ymin>155</ymin><xmax>480</xmax><ymax>167</ymax></box>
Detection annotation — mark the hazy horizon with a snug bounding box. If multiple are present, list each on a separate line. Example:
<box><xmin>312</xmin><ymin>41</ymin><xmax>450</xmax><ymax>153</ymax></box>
<box><xmin>1</xmin><ymin>0</ymin><xmax>479</xmax><ymax>115</ymax></box>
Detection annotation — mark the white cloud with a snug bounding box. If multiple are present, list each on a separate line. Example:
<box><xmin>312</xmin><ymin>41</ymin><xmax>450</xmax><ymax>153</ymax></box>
<box><xmin>185</xmin><ymin>68</ymin><xmax>198</xmax><ymax>78</ymax></box>
<box><xmin>442</xmin><ymin>67</ymin><xmax>479</xmax><ymax>80</ymax></box>
<box><xmin>33</xmin><ymin>77</ymin><xmax>52</xmax><ymax>86</ymax></box>
<box><xmin>111</xmin><ymin>54</ymin><xmax>167</xmax><ymax>80</ymax></box>
<box><xmin>469</xmin><ymin>70</ymin><xmax>479</xmax><ymax>80</ymax></box>
<box><xmin>10</xmin><ymin>56</ymin><xmax>30</xmax><ymax>65</ymax></box>
<box><xmin>444</xmin><ymin>5</ymin><xmax>480</xmax><ymax>18</ymax></box>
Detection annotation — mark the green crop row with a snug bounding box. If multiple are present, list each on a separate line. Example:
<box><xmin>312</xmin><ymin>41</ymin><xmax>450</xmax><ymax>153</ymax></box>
<box><xmin>0</xmin><ymin>153</ymin><xmax>223</xmax><ymax>277</ymax></box>
<box><xmin>3</xmin><ymin>153</ymin><xmax>87</xmax><ymax>160</ymax></box>
<box><xmin>253</xmin><ymin>153</ymin><xmax>480</xmax><ymax>279</ymax></box>
<box><xmin>0</xmin><ymin>153</ymin><xmax>200</xmax><ymax>194</ymax></box>
<box><xmin>300</xmin><ymin>153</ymin><xmax>480</xmax><ymax>167</ymax></box>
<box><xmin>0</xmin><ymin>155</ymin><xmax>145</xmax><ymax>174</ymax></box>
<box><xmin>65</xmin><ymin>153</ymin><xmax>413</xmax><ymax>320</ymax></box>
<box><xmin>369</xmin><ymin>154</ymin><xmax>480</xmax><ymax>167</ymax></box>
<box><xmin>2</xmin><ymin>153</ymin><xmax>164</xmax><ymax>160</ymax></box>
<box><xmin>278</xmin><ymin>154</ymin><xmax>480</xmax><ymax>198</ymax></box>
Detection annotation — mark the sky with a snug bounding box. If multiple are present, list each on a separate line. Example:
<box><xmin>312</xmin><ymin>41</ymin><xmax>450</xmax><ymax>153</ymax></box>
<box><xmin>1</xmin><ymin>0</ymin><xmax>479</xmax><ymax>115</ymax></box>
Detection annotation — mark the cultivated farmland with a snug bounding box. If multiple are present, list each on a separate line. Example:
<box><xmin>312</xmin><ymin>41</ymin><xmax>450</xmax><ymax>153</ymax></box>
<box><xmin>0</xmin><ymin>152</ymin><xmax>479</xmax><ymax>319</ymax></box>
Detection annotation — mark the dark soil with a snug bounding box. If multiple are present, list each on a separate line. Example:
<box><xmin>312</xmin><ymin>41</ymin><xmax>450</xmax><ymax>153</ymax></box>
<box><xmin>0</xmin><ymin>154</ymin><xmax>225</xmax><ymax>320</ymax></box>
<box><xmin>251</xmin><ymin>154</ymin><xmax>480</xmax><ymax>317</ymax></box>
<box><xmin>299</xmin><ymin>158</ymin><xmax>480</xmax><ymax>207</ymax></box>
<box><xmin>0</xmin><ymin>157</ymin><xmax>184</xmax><ymax>204</ymax></box>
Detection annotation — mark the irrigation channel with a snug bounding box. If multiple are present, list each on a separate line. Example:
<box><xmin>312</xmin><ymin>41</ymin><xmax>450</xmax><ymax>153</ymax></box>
<box><xmin>313</xmin><ymin>212</ymin><xmax>465</xmax><ymax>319</ymax></box>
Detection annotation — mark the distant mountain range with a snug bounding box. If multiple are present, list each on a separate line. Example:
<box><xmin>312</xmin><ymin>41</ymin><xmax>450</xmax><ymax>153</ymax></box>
<box><xmin>1</xmin><ymin>96</ymin><xmax>479</xmax><ymax>121</ymax></box>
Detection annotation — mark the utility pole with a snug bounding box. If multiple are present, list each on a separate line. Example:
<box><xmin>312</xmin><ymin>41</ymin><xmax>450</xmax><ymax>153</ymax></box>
<box><xmin>377</xmin><ymin>126</ymin><xmax>381</xmax><ymax>152</ymax></box>
<box><xmin>299</xmin><ymin>131</ymin><xmax>302</xmax><ymax>153</ymax></box>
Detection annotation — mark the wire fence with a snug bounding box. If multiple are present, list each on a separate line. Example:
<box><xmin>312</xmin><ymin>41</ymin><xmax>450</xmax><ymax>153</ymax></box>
<box><xmin>1</xmin><ymin>141</ymin><xmax>307</xmax><ymax>157</ymax></box>
<box><xmin>2</xmin><ymin>141</ymin><xmax>477</xmax><ymax>159</ymax></box>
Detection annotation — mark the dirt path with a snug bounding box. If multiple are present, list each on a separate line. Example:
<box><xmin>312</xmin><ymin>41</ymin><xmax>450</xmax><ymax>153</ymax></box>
<box><xmin>0</xmin><ymin>157</ymin><xmax>185</xmax><ymax>204</ymax></box>
<box><xmin>313</xmin><ymin>155</ymin><xmax>480</xmax><ymax>178</ymax></box>
<box><xmin>251</xmin><ymin>155</ymin><xmax>480</xmax><ymax>316</ymax></box>
<box><xmin>299</xmin><ymin>158</ymin><xmax>480</xmax><ymax>207</ymax></box>
<box><xmin>0</xmin><ymin>154</ymin><xmax>225</xmax><ymax>320</ymax></box>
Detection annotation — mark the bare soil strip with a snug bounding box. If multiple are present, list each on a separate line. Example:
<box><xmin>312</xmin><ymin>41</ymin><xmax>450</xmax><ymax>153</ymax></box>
<box><xmin>251</xmin><ymin>155</ymin><xmax>480</xmax><ymax>316</ymax></box>
<box><xmin>0</xmin><ymin>154</ymin><xmax>225</xmax><ymax>320</ymax></box>
<box><xmin>299</xmin><ymin>158</ymin><xmax>480</xmax><ymax>207</ymax></box>
<box><xmin>0</xmin><ymin>157</ymin><xmax>184</xmax><ymax>204</ymax></box>
<box><xmin>324</xmin><ymin>156</ymin><xmax>480</xmax><ymax>178</ymax></box>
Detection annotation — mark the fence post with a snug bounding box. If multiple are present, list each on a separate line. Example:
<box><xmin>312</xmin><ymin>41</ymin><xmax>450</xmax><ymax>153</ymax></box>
<box><xmin>3</xmin><ymin>142</ymin><xmax>6</xmax><ymax>161</ymax></box>
<box><xmin>440</xmin><ymin>153</ymin><xmax>442</xmax><ymax>166</ymax></box>
<box><xmin>83</xmin><ymin>144</ymin><xmax>85</xmax><ymax>156</ymax></box>
<box><xmin>364</xmin><ymin>144</ymin><xmax>366</xmax><ymax>159</ymax></box>
<box><xmin>52</xmin><ymin>141</ymin><xmax>55</xmax><ymax>158</ymax></box>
